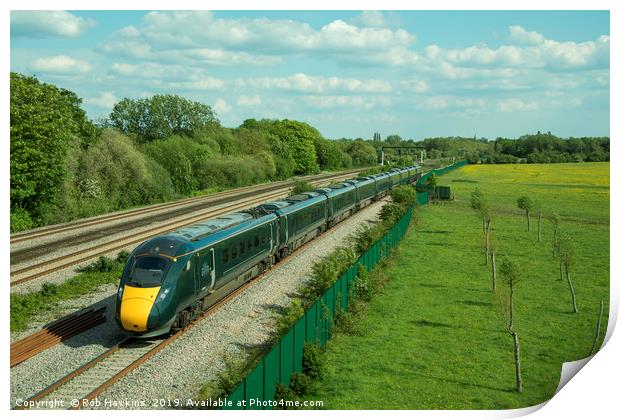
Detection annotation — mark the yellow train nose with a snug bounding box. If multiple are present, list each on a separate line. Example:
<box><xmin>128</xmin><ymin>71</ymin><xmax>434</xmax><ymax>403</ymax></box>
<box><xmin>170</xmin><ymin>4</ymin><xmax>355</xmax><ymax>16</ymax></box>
<box><xmin>120</xmin><ymin>286</ymin><xmax>160</xmax><ymax>332</ymax></box>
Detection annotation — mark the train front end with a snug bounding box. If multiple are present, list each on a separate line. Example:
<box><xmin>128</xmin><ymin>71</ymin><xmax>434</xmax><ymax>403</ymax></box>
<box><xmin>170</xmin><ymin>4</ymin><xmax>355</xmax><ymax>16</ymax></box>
<box><xmin>115</xmin><ymin>238</ymin><xmax>187</xmax><ymax>338</ymax></box>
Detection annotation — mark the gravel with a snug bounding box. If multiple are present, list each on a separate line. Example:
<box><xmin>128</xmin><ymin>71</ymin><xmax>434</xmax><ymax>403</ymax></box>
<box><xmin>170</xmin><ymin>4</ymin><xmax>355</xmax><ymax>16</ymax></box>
<box><xmin>92</xmin><ymin>200</ymin><xmax>386</xmax><ymax>409</ymax></box>
<box><xmin>10</xmin><ymin>199</ymin><xmax>385</xmax><ymax>410</ymax></box>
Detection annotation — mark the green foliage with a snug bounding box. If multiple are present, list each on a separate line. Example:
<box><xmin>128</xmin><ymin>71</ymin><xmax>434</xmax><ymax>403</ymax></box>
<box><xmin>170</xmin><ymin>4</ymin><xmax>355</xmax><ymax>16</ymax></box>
<box><xmin>290</xmin><ymin>179</ymin><xmax>315</xmax><ymax>196</ymax></box>
<box><xmin>269</xmin><ymin>120</ymin><xmax>320</xmax><ymax>175</ymax></box>
<box><xmin>302</xmin><ymin>342</ymin><xmax>325</xmax><ymax>380</ymax></box>
<box><xmin>379</xmin><ymin>203</ymin><xmax>406</xmax><ymax>224</ymax></box>
<box><xmin>390</xmin><ymin>185</ymin><xmax>417</xmax><ymax>207</ymax></box>
<box><xmin>314</xmin><ymin>136</ymin><xmax>351</xmax><ymax>170</ymax></box>
<box><xmin>108</xmin><ymin>94</ymin><xmax>219</xmax><ymax>142</ymax></box>
<box><xmin>470</xmin><ymin>187</ymin><xmax>486</xmax><ymax>211</ymax></box>
<box><xmin>303</xmin><ymin>247</ymin><xmax>357</xmax><ymax>301</ymax></box>
<box><xmin>499</xmin><ymin>259</ymin><xmax>519</xmax><ymax>287</ymax></box>
<box><xmin>346</xmin><ymin>140</ymin><xmax>378</xmax><ymax>167</ymax></box>
<box><xmin>557</xmin><ymin>232</ymin><xmax>575</xmax><ymax>270</ymax></box>
<box><xmin>426</xmin><ymin>173</ymin><xmax>438</xmax><ymax>189</ymax></box>
<box><xmin>354</xmin><ymin>265</ymin><xmax>373</xmax><ymax>302</ymax></box>
<box><xmin>10</xmin><ymin>207</ymin><xmax>34</xmax><ymax>233</ymax></box>
<box><xmin>517</xmin><ymin>195</ymin><xmax>534</xmax><ymax>211</ymax></box>
<box><xmin>10</xmin><ymin>72</ymin><xmax>96</xmax><ymax>230</ymax></box>
<box><xmin>276</xmin><ymin>298</ymin><xmax>305</xmax><ymax>336</ymax></box>
<box><xmin>77</xmin><ymin>255</ymin><xmax>118</xmax><ymax>273</ymax></box>
<box><xmin>10</xmin><ymin>268</ymin><xmax>121</xmax><ymax>332</ymax></box>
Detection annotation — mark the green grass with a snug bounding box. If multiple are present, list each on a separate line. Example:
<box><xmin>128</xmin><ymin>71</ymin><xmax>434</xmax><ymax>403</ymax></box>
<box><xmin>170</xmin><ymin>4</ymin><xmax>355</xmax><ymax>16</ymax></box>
<box><xmin>308</xmin><ymin>162</ymin><xmax>609</xmax><ymax>409</ymax></box>
<box><xmin>10</xmin><ymin>260</ymin><xmax>123</xmax><ymax>332</ymax></box>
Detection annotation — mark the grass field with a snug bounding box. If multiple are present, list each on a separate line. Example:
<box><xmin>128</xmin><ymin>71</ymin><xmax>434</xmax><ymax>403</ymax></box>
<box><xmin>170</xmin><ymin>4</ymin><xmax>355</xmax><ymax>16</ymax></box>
<box><xmin>308</xmin><ymin>162</ymin><xmax>609</xmax><ymax>409</ymax></box>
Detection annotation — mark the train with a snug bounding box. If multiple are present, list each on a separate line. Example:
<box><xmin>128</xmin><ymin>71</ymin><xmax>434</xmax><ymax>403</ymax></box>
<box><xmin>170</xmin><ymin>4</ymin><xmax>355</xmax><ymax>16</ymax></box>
<box><xmin>115</xmin><ymin>165</ymin><xmax>422</xmax><ymax>337</ymax></box>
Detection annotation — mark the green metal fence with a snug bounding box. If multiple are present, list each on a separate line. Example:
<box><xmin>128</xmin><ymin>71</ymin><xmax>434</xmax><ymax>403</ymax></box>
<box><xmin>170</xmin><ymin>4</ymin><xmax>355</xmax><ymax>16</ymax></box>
<box><xmin>222</xmin><ymin>160</ymin><xmax>467</xmax><ymax>409</ymax></box>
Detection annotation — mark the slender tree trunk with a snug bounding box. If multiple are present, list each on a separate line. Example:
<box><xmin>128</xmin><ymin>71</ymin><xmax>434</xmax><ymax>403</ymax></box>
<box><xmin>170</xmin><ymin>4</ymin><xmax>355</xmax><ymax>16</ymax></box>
<box><xmin>552</xmin><ymin>228</ymin><xmax>557</xmax><ymax>257</ymax></box>
<box><xmin>590</xmin><ymin>301</ymin><xmax>605</xmax><ymax>356</ymax></box>
<box><xmin>508</xmin><ymin>285</ymin><xmax>514</xmax><ymax>331</ymax></box>
<box><xmin>565</xmin><ymin>265</ymin><xmax>578</xmax><ymax>313</ymax></box>
<box><xmin>526</xmin><ymin>210</ymin><xmax>530</xmax><ymax>232</ymax></box>
<box><xmin>537</xmin><ymin>210</ymin><xmax>542</xmax><ymax>243</ymax></box>
<box><xmin>511</xmin><ymin>330</ymin><xmax>523</xmax><ymax>392</ymax></box>
<box><xmin>485</xmin><ymin>220</ymin><xmax>490</xmax><ymax>266</ymax></box>
<box><xmin>559</xmin><ymin>261</ymin><xmax>564</xmax><ymax>281</ymax></box>
<box><xmin>491</xmin><ymin>252</ymin><xmax>497</xmax><ymax>291</ymax></box>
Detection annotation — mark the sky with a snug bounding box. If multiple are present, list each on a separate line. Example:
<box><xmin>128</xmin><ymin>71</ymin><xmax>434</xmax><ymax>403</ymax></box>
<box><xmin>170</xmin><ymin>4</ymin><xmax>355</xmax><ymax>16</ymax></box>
<box><xmin>9</xmin><ymin>10</ymin><xmax>610</xmax><ymax>140</ymax></box>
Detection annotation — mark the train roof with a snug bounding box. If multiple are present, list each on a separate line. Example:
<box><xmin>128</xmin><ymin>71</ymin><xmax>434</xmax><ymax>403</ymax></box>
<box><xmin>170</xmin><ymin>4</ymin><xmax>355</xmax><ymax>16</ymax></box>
<box><xmin>172</xmin><ymin>212</ymin><xmax>253</xmax><ymax>241</ymax></box>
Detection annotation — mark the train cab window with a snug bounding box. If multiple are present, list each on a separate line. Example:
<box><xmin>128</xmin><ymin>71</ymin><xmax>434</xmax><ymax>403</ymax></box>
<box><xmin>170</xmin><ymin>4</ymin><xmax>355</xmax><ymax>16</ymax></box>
<box><xmin>254</xmin><ymin>235</ymin><xmax>260</xmax><ymax>247</ymax></box>
<box><xmin>231</xmin><ymin>244</ymin><xmax>238</xmax><ymax>259</ymax></box>
<box><xmin>127</xmin><ymin>256</ymin><xmax>170</xmax><ymax>287</ymax></box>
<box><xmin>223</xmin><ymin>249</ymin><xmax>229</xmax><ymax>264</ymax></box>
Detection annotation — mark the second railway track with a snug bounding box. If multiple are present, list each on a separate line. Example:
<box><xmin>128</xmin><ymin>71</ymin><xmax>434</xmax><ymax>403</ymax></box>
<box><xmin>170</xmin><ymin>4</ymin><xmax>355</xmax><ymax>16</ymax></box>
<box><xmin>10</xmin><ymin>170</ymin><xmax>361</xmax><ymax>287</ymax></box>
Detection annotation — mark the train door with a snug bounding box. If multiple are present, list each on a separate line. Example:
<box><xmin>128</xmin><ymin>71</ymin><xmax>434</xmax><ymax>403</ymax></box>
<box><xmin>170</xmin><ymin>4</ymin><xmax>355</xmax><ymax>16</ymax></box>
<box><xmin>194</xmin><ymin>250</ymin><xmax>215</xmax><ymax>295</ymax></box>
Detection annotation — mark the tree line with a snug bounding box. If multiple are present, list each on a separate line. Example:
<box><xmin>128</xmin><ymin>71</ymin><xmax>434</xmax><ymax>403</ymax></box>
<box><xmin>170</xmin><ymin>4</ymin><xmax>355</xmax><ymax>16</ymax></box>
<box><xmin>9</xmin><ymin>72</ymin><xmax>610</xmax><ymax>232</ymax></box>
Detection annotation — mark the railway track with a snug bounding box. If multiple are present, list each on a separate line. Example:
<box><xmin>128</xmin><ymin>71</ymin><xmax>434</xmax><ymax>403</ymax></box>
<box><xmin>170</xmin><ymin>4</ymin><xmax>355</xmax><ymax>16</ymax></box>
<box><xmin>20</xmin><ymin>267</ymin><xmax>262</xmax><ymax>410</ymax></box>
<box><xmin>10</xmin><ymin>170</ymin><xmax>360</xmax><ymax>287</ymax></box>
<box><xmin>10</xmin><ymin>307</ymin><xmax>107</xmax><ymax>368</ymax></box>
<box><xmin>10</xmin><ymin>169</ymin><xmax>363</xmax><ymax>245</ymax></box>
<box><xmin>16</xmin><ymin>198</ymin><xmax>387</xmax><ymax>410</ymax></box>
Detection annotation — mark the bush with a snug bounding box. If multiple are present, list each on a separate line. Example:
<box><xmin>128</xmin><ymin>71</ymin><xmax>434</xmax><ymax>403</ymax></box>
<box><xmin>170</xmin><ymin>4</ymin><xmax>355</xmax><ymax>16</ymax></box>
<box><xmin>354</xmin><ymin>265</ymin><xmax>373</xmax><ymax>302</ymax></box>
<box><xmin>303</xmin><ymin>247</ymin><xmax>356</xmax><ymax>300</ymax></box>
<box><xmin>276</xmin><ymin>298</ymin><xmax>305</xmax><ymax>336</ymax></box>
<box><xmin>302</xmin><ymin>342</ymin><xmax>324</xmax><ymax>380</ymax></box>
<box><xmin>390</xmin><ymin>185</ymin><xmax>417</xmax><ymax>207</ymax></box>
<box><xmin>379</xmin><ymin>203</ymin><xmax>405</xmax><ymax>224</ymax></box>
<box><xmin>290</xmin><ymin>179</ymin><xmax>315</xmax><ymax>196</ymax></box>
<box><xmin>77</xmin><ymin>256</ymin><xmax>119</xmax><ymax>273</ymax></box>
<box><xmin>10</xmin><ymin>207</ymin><xmax>34</xmax><ymax>233</ymax></box>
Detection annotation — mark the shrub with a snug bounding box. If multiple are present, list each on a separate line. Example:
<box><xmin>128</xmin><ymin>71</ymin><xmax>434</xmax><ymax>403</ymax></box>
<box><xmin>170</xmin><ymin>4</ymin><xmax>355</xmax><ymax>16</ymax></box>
<box><xmin>302</xmin><ymin>342</ymin><xmax>324</xmax><ymax>380</ymax></box>
<box><xmin>77</xmin><ymin>256</ymin><xmax>118</xmax><ymax>273</ymax></box>
<box><xmin>354</xmin><ymin>265</ymin><xmax>373</xmax><ymax>302</ymax></box>
<box><xmin>379</xmin><ymin>203</ymin><xmax>405</xmax><ymax>224</ymax></box>
<box><xmin>276</xmin><ymin>298</ymin><xmax>305</xmax><ymax>336</ymax></box>
<box><xmin>390</xmin><ymin>185</ymin><xmax>417</xmax><ymax>207</ymax></box>
<box><xmin>290</xmin><ymin>179</ymin><xmax>315</xmax><ymax>196</ymax></box>
<box><xmin>10</xmin><ymin>207</ymin><xmax>35</xmax><ymax>233</ymax></box>
<box><xmin>303</xmin><ymin>247</ymin><xmax>356</xmax><ymax>300</ymax></box>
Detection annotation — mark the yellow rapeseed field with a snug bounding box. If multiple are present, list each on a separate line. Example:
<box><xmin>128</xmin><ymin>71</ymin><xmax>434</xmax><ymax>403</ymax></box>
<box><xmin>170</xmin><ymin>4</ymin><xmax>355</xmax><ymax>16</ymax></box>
<box><xmin>459</xmin><ymin>162</ymin><xmax>609</xmax><ymax>187</ymax></box>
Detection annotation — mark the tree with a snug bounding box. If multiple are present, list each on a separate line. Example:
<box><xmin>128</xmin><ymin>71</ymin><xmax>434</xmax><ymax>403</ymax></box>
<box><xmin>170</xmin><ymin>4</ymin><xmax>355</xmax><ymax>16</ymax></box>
<box><xmin>481</xmin><ymin>203</ymin><xmax>492</xmax><ymax>266</ymax></box>
<box><xmin>489</xmin><ymin>237</ymin><xmax>498</xmax><ymax>291</ymax></box>
<box><xmin>498</xmin><ymin>259</ymin><xmax>523</xmax><ymax>393</ymax></box>
<box><xmin>269</xmin><ymin>120</ymin><xmax>319</xmax><ymax>175</ymax></box>
<box><xmin>346</xmin><ymin>140</ymin><xmax>378</xmax><ymax>167</ymax></box>
<box><xmin>557</xmin><ymin>232</ymin><xmax>578</xmax><ymax>313</ymax></box>
<box><xmin>516</xmin><ymin>195</ymin><xmax>534</xmax><ymax>232</ymax></box>
<box><xmin>548</xmin><ymin>211</ymin><xmax>560</xmax><ymax>257</ymax></box>
<box><xmin>536</xmin><ymin>206</ymin><xmax>543</xmax><ymax>243</ymax></box>
<box><xmin>10</xmin><ymin>72</ymin><xmax>96</xmax><ymax>230</ymax></box>
<box><xmin>109</xmin><ymin>94</ymin><xmax>219</xmax><ymax>142</ymax></box>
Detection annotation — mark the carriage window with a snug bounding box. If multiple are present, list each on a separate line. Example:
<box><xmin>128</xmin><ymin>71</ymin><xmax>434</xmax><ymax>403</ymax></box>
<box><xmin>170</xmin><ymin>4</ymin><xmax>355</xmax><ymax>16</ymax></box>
<box><xmin>254</xmin><ymin>235</ymin><xmax>259</xmax><ymax>247</ymax></box>
<box><xmin>240</xmin><ymin>241</ymin><xmax>245</xmax><ymax>254</ymax></box>
<box><xmin>231</xmin><ymin>245</ymin><xmax>238</xmax><ymax>259</ymax></box>
<box><xmin>223</xmin><ymin>249</ymin><xmax>229</xmax><ymax>264</ymax></box>
<box><xmin>247</xmin><ymin>238</ymin><xmax>253</xmax><ymax>251</ymax></box>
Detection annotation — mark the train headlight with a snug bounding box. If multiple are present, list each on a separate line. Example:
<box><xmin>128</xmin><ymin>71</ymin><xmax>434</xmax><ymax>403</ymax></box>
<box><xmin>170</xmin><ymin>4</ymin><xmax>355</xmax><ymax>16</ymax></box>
<box><xmin>155</xmin><ymin>287</ymin><xmax>171</xmax><ymax>304</ymax></box>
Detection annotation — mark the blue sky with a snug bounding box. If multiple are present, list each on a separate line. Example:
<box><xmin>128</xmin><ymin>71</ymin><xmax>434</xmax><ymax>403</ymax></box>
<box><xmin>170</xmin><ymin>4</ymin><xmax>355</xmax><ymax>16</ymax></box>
<box><xmin>10</xmin><ymin>10</ymin><xmax>610</xmax><ymax>139</ymax></box>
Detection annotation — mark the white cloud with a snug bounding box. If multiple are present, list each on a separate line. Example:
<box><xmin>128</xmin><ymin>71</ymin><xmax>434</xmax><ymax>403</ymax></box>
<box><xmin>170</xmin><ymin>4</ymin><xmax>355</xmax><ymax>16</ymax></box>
<box><xmin>424</xmin><ymin>31</ymin><xmax>609</xmax><ymax>71</ymax></box>
<box><xmin>509</xmin><ymin>26</ymin><xmax>545</xmax><ymax>45</ymax></box>
<box><xmin>213</xmin><ymin>99</ymin><xmax>231</xmax><ymax>114</ymax></box>
<box><xmin>350</xmin><ymin>11</ymin><xmax>388</xmax><ymax>28</ymax></box>
<box><xmin>496</xmin><ymin>98</ymin><xmax>539</xmax><ymax>112</ymax></box>
<box><xmin>99</xmin><ymin>11</ymin><xmax>416</xmax><ymax>67</ymax></box>
<box><xmin>237</xmin><ymin>95</ymin><xmax>262</xmax><ymax>107</ymax></box>
<box><xmin>401</xmin><ymin>79</ymin><xmax>429</xmax><ymax>93</ymax></box>
<box><xmin>248</xmin><ymin>73</ymin><xmax>392</xmax><ymax>94</ymax></box>
<box><xmin>11</xmin><ymin>11</ymin><xmax>95</xmax><ymax>38</ymax></box>
<box><xmin>31</xmin><ymin>55</ymin><xmax>92</xmax><ymax>74</ymax></box>
<box><xmin>303</xmin><ymin>95</ymin><xmax>391</xmax><ymax>109</ymax></box>
<box><xmin>418</xmin><ymin>96</ymin><xmax>487</xmax><ymax>113</ymax></box>
<box><xmin>85</xmin><ymin>92</ymin><xmax>118</xmax><ymax>109</ymax></box>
